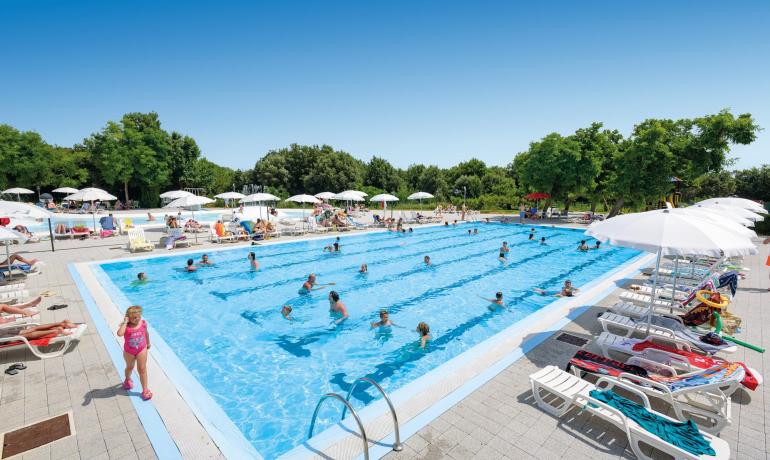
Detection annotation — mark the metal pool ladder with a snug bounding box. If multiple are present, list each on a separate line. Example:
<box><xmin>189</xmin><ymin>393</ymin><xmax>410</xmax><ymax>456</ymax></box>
<box><xmin>308</xmin><ymin>377</ymin><xmax>403</xmax><ymax>459</ymax></box>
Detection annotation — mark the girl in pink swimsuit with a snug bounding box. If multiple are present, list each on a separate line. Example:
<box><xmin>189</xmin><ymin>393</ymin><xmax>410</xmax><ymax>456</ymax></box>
<box><xmin>117</xmin><ymin>305</ymin><xmax>152</xmax><ymax>400</ymax></box>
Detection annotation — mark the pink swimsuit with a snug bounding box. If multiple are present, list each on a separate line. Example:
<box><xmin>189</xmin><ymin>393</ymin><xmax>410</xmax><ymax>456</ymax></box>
<box><xmin>124</xmin><ymin>320</ymin><xmax>148</xmax><ymax>356</ymax></box>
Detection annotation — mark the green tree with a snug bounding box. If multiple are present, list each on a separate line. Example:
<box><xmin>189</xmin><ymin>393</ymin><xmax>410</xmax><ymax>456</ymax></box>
<box><xmin>453</xmin><ymin>175</ymin><xmax>484</xmax><ymax>198</ymax></box>
<box><xmin>734</xmin><ymin>165</ymin><xmax>770</xmax><ymax>202</ymax></box>
<box><xmin>687</xmin><ymin>171</ymin><xmax>737</xmax><ymax>201</ymax></box>
<box><xmin>405</xmin><ymin>164</ymin><xmax>426</xmax><ymax>190</ymax></box>
<box><xmin>169</xmin><ymin>132</ymin><xmax>201</xmax><ymax>187</ymax></box>
<box><xmin>572</xmin><ymin>122</ymin><xmax>623</xmax><ymax>212</ymax></box>
<box><xmin>365</xmin><ymin>156</ymin><xmax>402</xmax><ymax>192</ymax></box>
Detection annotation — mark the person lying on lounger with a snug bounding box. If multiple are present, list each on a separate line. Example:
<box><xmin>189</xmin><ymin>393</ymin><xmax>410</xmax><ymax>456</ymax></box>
<box><xmin>0</xmin><ymin>297</ymin><xmax>43</xmax><ymax>323</ymax></box>
<box><xmin>0</xmin><ymin>253</ymin><xmax>40</xmax><ymax>271</ymax></box>
<box><xmin>0</xmin><ymin>320</ymin><xmax>81</xmax><ymax>340</ymax></box>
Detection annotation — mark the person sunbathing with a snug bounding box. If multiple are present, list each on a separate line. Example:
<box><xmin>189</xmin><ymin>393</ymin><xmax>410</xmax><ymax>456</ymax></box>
<box><xmin>0</xmin><ymin>253</ymin><xmax>39</xmax><ymax>270</ymax></box>
<box><xmin>13</xmin><ymin>225</ymin><xmax>34</xmax><ymax>238</ymax></box>
<box><xmin>0</xmin><ymin>320</ymin><xmax>81</xmax><ymax>340</ymax></box>
<box><xmin>0</xmin><ymin>297</ymin><xmax>43</xmax><ymax>323</ymax></box>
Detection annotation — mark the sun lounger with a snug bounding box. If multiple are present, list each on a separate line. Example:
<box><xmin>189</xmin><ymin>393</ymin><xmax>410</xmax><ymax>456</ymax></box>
<box><xmin>0</xmin><ymin>290</ymin><xmax>30</xmax><ymax>303</ymax></box>
<box><xmin>0</xmin><ymin>324</ymin><xmax>87</xmax><ymax>359</ymax></box>
<box><xmin>530</xmin><ymin>366</ymin><xmax>729</xmax><ymax>459</ymax></box>
<box><xmin>209</xmin><ymin>224</ymin><xmax>237</xmax><ymax>243</ymax></box>
<box><xmin>1</xmin><ymin>308</ymin><xmax>40</xmax><ymax>329</ymax></box>
<box><xmin>0</xmin><ymin>283</ymin><xmax>25</xmax><ymax>292</ymax></box>
<box><xmin>307</xmin><ymin>218</ymin><xmax>329</xmax><ymax>233</ymax></box>
<box><xmin>595</xmin><ymin>331</ymin><xmax>762</xmax><ymax>391</ymax></box>
<box><xmin>598</xmin><ymin>312</ymin><xmax>737</xmax><ymax>355</ymax></box>
<box><xmin>127</xmin><ymin>228</ymin><xmax>154</xmax><ymax>252</ymax></box>
<box><xmin>567</xmin><ymin>350</ymin><xmax>735</xmax><ymax>434</ymax></box>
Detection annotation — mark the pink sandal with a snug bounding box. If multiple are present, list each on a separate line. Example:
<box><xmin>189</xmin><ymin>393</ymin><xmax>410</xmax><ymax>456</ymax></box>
<box><xmin>141</xmin><ymin>389</ymin><xmax>153</xmax><ymax>401</ymax></box>
<box><xmin>122</xmin><ymin>378</ymin><xmax>133</xmax><ymax>390</ymax></box>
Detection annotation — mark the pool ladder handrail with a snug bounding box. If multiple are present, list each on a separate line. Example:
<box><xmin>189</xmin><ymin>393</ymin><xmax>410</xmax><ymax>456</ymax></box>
<box><xmin>342</xmin><ymin>377</ymin><xmax>403</xmax><ymax>452</ymax></box>
<box><xmin>308</xmin><ymin>393</ymin><xmax>370</xmax><ymax>460</ymax></box>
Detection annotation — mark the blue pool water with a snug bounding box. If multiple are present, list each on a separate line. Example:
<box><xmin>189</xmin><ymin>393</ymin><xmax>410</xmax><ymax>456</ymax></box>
<box><xmin>95</xmin><ymin>223</ymin><xmax>639</xmax><ymax>458</ymax></box>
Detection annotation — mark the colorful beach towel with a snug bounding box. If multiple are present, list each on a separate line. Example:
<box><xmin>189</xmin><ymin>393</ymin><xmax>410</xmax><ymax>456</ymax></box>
<box><xmin>589</xmin><ymin>389</ymin><xmax>715</xmax><ymax>456</ymax></box>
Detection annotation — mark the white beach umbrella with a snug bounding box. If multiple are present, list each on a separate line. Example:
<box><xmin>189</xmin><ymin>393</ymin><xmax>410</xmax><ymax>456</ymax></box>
<box><xmin>2</xmin><ymin>187</ymin><xmax>35</xmax><ymax>202</ymax></box>
<box><xmin>0</xmin><ymin>227</ymin><xmax>29</xmax><ymax>280</ymax></box>
<box><xmin>333</xmin><ymin>191</ymin><xmax>365</xmax><ymax>201</ymax></box>
<box><xmin>587</xmin><ymin>208</ymin><xmax>756</xmax><ymax>329</ymax></box>
<box><xmin>314</xmin><ymin>192</ymin><xmax>336</xmax><ymax>200</ymax></box>
<box><xmin>370</xmin><ymin>193</ymin><xmax>400</xmax><ymax>216</ymax></box>
<box><xmin>214</xmin><ymin>192</ymin><xmax>246</xmax><ymax>200</ymax></box>
<box><xmin>689</xmin><ymin>203</ymin><xmax>764</xmax><ymax>223</ymax></box>
<box><xmin>240</xmin><ymin>193</ymin><xmax>280</xmax><ymax>220</ymax></box>
<box><xmin>407</xmin><ymin>191</ymin><xmax>434</xmax><ymax>207</ymax></box>
<box><xmin>683</xmin><ymin>206</ymin><xmax>754</xmax><ymax>229</ymax></box>
<box><xmin>697</xmin><ymin>197</ymin><xmax>767</xmax><ymax>214</ymax></box>
<box><xmin>164</xmin><ymin>195</ymin><xmax>215</xmax><ymax>243</ymax></box>
<box><xmin>64</xmin><ymin>188</ymin><xmax>118</xmax><ymax>231</ymax></box>
<box><xmin>0</xmin><ymin>200</ymin><xmax>58</xmax><ymax>252</ymax></box>
<box><xmin>52</xmin><ymin>187</ymin><xmax>79</xmax><ymax>194</ymax></box>
<box><xmin>286</xmin><ymin>194</ymin><xmax>320</xmax><ymax>221</ymax></box>
<box><xmin>341</xmin><ymin>190</ymin><xmax>367</xmax><ymax>198</ymax></box>
<box><xmin>160</xmin><ymin>190</ymin><xmax>195</xmax><ymax>200</ymax></box>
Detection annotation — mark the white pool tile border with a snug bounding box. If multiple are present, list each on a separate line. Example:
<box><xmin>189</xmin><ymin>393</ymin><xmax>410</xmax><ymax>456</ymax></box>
<box><xmin>71</xmin><ymin>222</ymin><xmax>638</xmax><ymax>459</ymax></box>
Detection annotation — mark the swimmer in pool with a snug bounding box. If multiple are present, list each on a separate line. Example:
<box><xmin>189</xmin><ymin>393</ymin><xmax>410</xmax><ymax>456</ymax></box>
<box><xmin>593</xmin><ymin>241</ymin><xmax>601</xmax><ymax>249</ymax></box>
<box><xmin>408</xmin><ymin>228</ymin><xmax>414</xmax><ymax>233</ymax></box>
<box><xmin>359</xmin><ymin>263</ymin><xmax>368</xmax><ymax>274</ymax></box>
<box><xmin>324</xmin><ymin>237</ymin><xmax>341</xmax><ymax>252</ymax></box>
<box><xmin>528</xmin><ymin>233</ymin><xmax>535</xmax><ymax>241</ymax></box>
<box><xmin>424</xmin><ymin>255</ymin><xmax>431</xmax><ymax>266</ymax></box>
<box><xmin>444</xmin><ymin>222</ymin><xmax>449</xmax><ymax>226</ymax></box>
<box><xmin>468</xmin><ymin>229</ymin><xmax>472</xmax><ymax>236</ymax></box>
<box><xmin>185</xmin><ymin>259</ymin><xmax>197</xmax><ymax>272</ymax></box>
<box><xmin>473</xmin><ymin>228</ymin><xmax>478</xmax><ymax>235</ymax></box>
<box><xmin>199</xmin><ymin>254</ymin><xmax>214</xmax><ymax>265</ymax></box>
<box><xmin>301</xmin><ymin>273</ymin><xmax>335</xmax><ymax>292</ymax></box>
<box><xmin>371</xmin><ymin>309</ymin><xmax>394</xmax><ymax>328</ymax></box>
<box><xmin>577</xmin><ymin>240</ymin><xmax>589</xmax><ymax>252</ymax></box>
<box><xmin>281</xmin><ymin>305</ymin><xmax>293</xmax><ymax>320</ymax></box>
<box><xmin>540</xmin><ymin>237</ymin><xmax>547</xmax><ymax>245</ymax></box>
<box><xmin>328</xmin><ymin>291</ymin><xmax>349</xmax><ymax>324</ymax></box>
<box><xmin>479</xmin><ymin>291</ymin><xmax>505</xmax><ymax>307</ymax></box>
<box><xmin>248</xmin><ymin>252</ymin><xmax>259</xmax><ymax>270</ymax></box>
<box><xmin>534</xmin><ymin>280</ymin><xmax>579</xmax><ymax>297</ymax></box>
<box><xmin>498</xmin><ymin>241</ymin><xmax>509</xmax><ymax>261</ymax></box>
<box><xmin>136</xmin><ymin>272</ymin><xmax>148</xmax><ymax>283</ymax></box>
<box><xmin>417</xmin><ymin>322</ymin><xmax>430</xmax><ymax>348</ymax></box>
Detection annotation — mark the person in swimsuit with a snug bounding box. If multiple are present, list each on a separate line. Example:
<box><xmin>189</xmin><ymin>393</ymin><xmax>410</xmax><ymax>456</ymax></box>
<box><xmin>137</xmin><ymin>272</ymin><xmax>148</xmax><ymax>282</ymax></box>
<box><xmin>281</xmin><ymin>305</ymin><xmax>293</xmax><ymax>320</ymax></box>
<box><xmin>593</xmin><ymin>241</ymin><xmax>601</xmax><ymax>249</ymax></box>
<box><xmin>117</xmin><ymin>305</ymin><xmax>152</xmax><ymax>400</ymax></box>
<box><xmin>0</xmin><ymin>253</ymin><xmax>39</xmax><ymax>270</ymax></box>
<box><xmin>199</xmin><ymin>254</ymin><xmax>214</xmax><ymax>265</ymax></box>
<box><xmin>1</xmin><ymin>319</ymin><xmax>80</xmax><ymax>339</ymax></box>
<box><xmin>528</xmin><ymin>233</ymin><xmax>535</xmax><ymax>241</ymax></box>
<box><xmin>534</xmin><ymin>280</ymin><xmax>578</xmax><ymax>297</ymax></box>
<box><xmin>324</xmin><ymin>237</ymin><xmax>341</xmax><ymax>252</ymax></box>
<box><xmin>540</xmin><ymin>237</ymin><xmax>547</xmax><ymax>245</ymax></box>
<box><xmin>577</xmin><ymin>240</ymin><xmax>589</xmax><ymax>252</ymax></box>
<box><xmin>417</xmin><ymin>322</ymin><xmax>430</xmax><ymax>348</ymax></box>
<box><xmin>248</xmin><ymin>252</ymin><xmax>259</xmax><ymax>270</ymax></box>
<box><xmin>424</xmin><ymin>255</ymin><xmax>431</xmax><ymax>266</ymax></box>
<box><xmin>328</xmin><ymin>291</ymin><xmax>349</xmax><ymax>324</ymax></box>
<box><xmin>185</xmin><ymin>259</ymin><xmax>197</xmax><ymax>272</ymax></box>
<box><xmin>371</xmin><ymin>309</ymin><xmax>394</xmax><ymax>328</ymax></box>
<box><xmin>0</xmin><ymin>296</ymin><xmax>43</xmax><ymax>323</ymax></box>
<box><xmin>498</xmin><ymin>241</ymin><xmax>509</xmax><ymax>261</ymax></box>
<box><xmin>480</xmin><ymin>291</ymin><xmax>505</xmax><ymax>307</ymax></box>
<box><xmin>301</xmin><ymin>273</ymin><xmax>334</xmax><ymax>292</ymax></box>
<box><xmin>359</xmin><ymin>263</ymin><xmax>368</xmax><ymax>274</ymax></box>
<box><xmin>473</xmin><ymin>228</ymin><xmax>478</xmax><ymax>235</ymax></box>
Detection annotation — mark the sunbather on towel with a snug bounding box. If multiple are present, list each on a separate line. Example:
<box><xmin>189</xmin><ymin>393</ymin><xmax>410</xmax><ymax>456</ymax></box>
<box><xmin>0</xmin><ymin>301</ymin><xmax>41</xmax><ymax>323</ymax></box>
<box><xmin>0</xmin><ymin>320</ymin><xmax>80</xmax><ymax>340</ymax></box>
<box><xmin>0</xmin><ymin>253</ymin><xmax>39</xmax><ymax>271</ymax></box>
<box><xmin>12</xmin><ymin>225</ymin><xmax>34</xmax><ymax>238</ymax></box>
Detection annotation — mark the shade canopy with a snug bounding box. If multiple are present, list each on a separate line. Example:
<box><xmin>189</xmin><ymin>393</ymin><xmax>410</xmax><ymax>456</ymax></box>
<box><xmin>667</xmin><ymin>207</ymin><xmax>757</xmax><ymax>239</ymax></box>
<box><xmin>340</xmin><ymin>190</ymin><xmax>367</xmax><ymax>197</ymax></box>
<box><xmin>240</xmin><ymin>193</ymin><xmax>280</xmax><ymax>202</ymax></box>
<box><xmin>0</xmin><ymin>200</ymin><xmax>54</xmax><ymax>219</ymax></box>
<box><xmin>2</xmin><ymin>188</ymin><xmax>35</xmax><ymax>195</ymax></box>
<box><xmin>64</xmin><ymin>188</ymin><xmax>117</xmax><ymax>201</ymax></box>
<box><xmin>164</xmin><ymin>195</ymin><xmax>215</xmax><ymax>208</ymax></box>
<box><xmin>314</xmin><ymin>192</ymin><xmax>336</xmax><ymax>200</ymax></box>
<box><xmin>0</xmin><ymin>227</ymin><xmax>28</xmax><ymax>244</ymax></box>
<box><xmin>333</xmin><ymin>191</ymin><xmax>365</xmax><ymax>201</ymax></box>
<box><xmin>697</xmin><ymin>197</ymin><xmax>767</xmax><ymax>214</ymax></box>
<box><xmin>214</xmin><ymin>192</ymin><xmax>246</xmax><ymax>200</ymax></box>
<box><xmin>286</xmin><ymin>194</ymin><xmax>321</xmax><ymax>204</ymax></box>
<box><xmin>689</xmin><ymin>203</ymin><xmax>763</xmax><ymax>222</ymax></box>
<box><xmin>369</xmin><ymin>193</ymin><xmax>399</xmax><ymax>202</ymax></box>
<box><xmin>524</xmin><ymin>192</ymin><xmax>551</xmax><ymax>200</ymax></box>
<box><xmin>684</xmin><ymin>205</ymin><xmax>753</xmax><ymax>228</ymax></box>
<box><xmin>160</xmin><ymin>190</ymin><xmax>195</xmax><ymax>199</ymax></box>
<box><xmin>52</xmin><ymin>187</ymin><xmax>79</xmax><ymax>194</ymax></box>
<box><xmin>586</xmin><ymin>208</ymin><xmax>757</xmax><ymax>258</ymax></box>
<box><xmin>407</xmin><ymin>192</ymin><xmax>434</xmax><ymax>200</ymax></box>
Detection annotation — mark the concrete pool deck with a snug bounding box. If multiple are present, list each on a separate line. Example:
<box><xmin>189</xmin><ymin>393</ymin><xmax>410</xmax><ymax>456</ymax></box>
<box><xmin>1</xmin><ymin>217</ymin><xmax>767</xmax><ymax>459</ymax></box>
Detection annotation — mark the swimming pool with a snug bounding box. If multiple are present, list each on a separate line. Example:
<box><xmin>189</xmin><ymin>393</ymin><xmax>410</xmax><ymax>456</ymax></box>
<box><xmin>91</xmin><ymin>223</ymin><xmax>640</xmax><ymax>458</ymax></box>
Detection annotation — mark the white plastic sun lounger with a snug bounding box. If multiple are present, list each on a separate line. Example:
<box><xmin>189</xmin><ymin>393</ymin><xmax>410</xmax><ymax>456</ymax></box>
<box><xmin>597</xmin><ymin>312</ymin><xmax>737</xmax><ymax>355</ymax></box>
<box><xmin>530</xmin><ymin>366</ymin><xmax>729</xmax><ymax>459</ymax></box>
<box><xmin>595</xmin><ymin>331</ymin><xmax>763</xmax><ymax>390</ymax></box>
<box><xmin>610</xmin><ymin>300</ymin><xmax>691</xmax><ymax>319</ymax></box>
<box><xmin>569</xmin><ymin>355</ymin><xmax>734</xmax><ymax>434</ymax></box>
<box><xmin>619</xmin><ymin>291</ymin><xmax>681</xmax><ymax>309</ymax></box>
<box><xmin>0</xmin><ymin>283</ymin><xmax>25</xmax><ymax>293</ymax></box>
<box><xmin>0</xmin><ymin>290</ymin><xmax>30</xmax><ymax>303</ymax></box>
<box><xmin>0</xmin><ymin>308</ymin><xmax>40</xmax><ymax>328</ymax></box>
<box><xmin>0</xmin><ymin>324</ymin><xmax>87</xmax><ymax>359</ymax></box>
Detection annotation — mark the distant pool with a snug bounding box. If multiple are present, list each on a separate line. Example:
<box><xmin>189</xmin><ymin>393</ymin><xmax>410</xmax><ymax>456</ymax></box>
<box><xmin>93</xmin><ymin>223</ymin><xmax>640</xmax><ymax>458</ymax></box>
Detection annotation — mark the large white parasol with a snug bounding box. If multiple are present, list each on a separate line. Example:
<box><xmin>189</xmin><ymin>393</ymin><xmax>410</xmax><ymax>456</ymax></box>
<box><xmin>369</xmin><ymin>193</ymin><xmax>400</xmax><ymax>216</ymax></box>
<box><xmin>64</xmin><ymin>188</ymin><xmax>118</xmax><ymax>231</ymax></box>
<box><xmin>696</xmin><ymin>197</ymin><xmax>767</xmax><ymax>214</ymax></box>
<box><xmin>0</xmin><ymin>227</ymin><xmax>29</xmax><ymax>279</ymax></box>
<box><xmin>164</xmin><ymin>195</ymin><xmax>215</xmax><ymax>243</ymax></box>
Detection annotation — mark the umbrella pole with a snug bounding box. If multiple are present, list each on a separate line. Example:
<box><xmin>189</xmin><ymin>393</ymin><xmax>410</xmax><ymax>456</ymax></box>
<box><xmin>670</xmin><ymin>257</ymin><xmax>679</xmax><ymax>306</ymax></box>
<box><xmin>5</xmin><ymin>242</ymin><xmax>11</xmax><ymax>280</ymax></box>
<box><xmin>193</xmin><ymin>209</ymin><xmax>198</xmax><ymax>244</ymax></box>
<box><xmin>646</xmin><ymin>248</ymin><xmax>663</xmax><ymax>333</ymax></box>
<box><xmin>48</xmin><ymin>218</ymin><xmax>55</xmax><ymax>252</ymax></box>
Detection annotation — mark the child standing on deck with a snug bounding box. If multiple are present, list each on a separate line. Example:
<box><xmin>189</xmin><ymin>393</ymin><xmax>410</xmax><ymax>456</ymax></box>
<box><xmin>117</xmin><ymin>305</ymin><xmax>152</xmax><ymax>400</ymax></box>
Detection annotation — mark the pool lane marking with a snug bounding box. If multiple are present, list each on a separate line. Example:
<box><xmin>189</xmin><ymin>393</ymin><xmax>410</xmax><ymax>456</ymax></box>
<box><xmin>67</xmin><ymin>263</ymin><xmax>183</xmax><ymax>460</ymax></box>
<box><xmin>287</xmin><ymin>250</ymin><xmax>652</xmax><ymax>459</ymax></box>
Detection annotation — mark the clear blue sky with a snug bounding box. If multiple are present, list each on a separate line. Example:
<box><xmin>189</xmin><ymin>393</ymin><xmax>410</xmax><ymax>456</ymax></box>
<box><xmin>2</xmin><ymin>0</ymin><xmax>768</xmax><ymax>170</ymax></box>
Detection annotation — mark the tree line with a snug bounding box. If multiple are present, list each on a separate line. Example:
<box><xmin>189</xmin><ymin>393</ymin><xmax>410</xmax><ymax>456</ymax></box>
<box><xmin>0</xmin><ymin>110</ymin><xmax>767</xmax><ymax>216</ymax></box>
